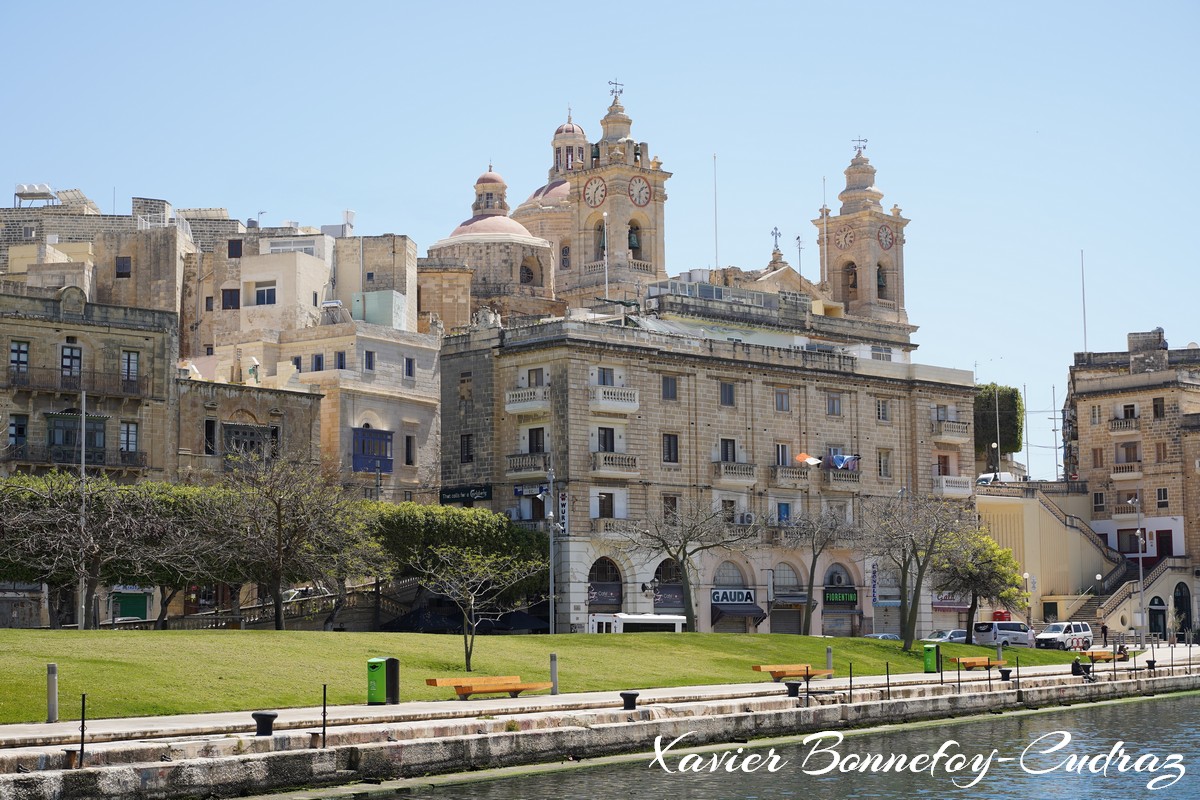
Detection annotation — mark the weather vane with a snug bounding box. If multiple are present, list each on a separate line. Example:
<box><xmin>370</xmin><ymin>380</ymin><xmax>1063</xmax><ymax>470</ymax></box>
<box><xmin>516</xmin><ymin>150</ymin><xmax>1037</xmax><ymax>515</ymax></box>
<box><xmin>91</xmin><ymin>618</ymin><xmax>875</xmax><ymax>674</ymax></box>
<box><xmin>853</xmin><ymin>137</ymin><xmax>868</xmax><ymax>155</ymax></box>
<box><xmin>608</xmin><ymin>79</ymin><xmax>624</xmax><ymax>98</ymax></box>
<box><xmin>771</xmin><ymin>227</ymin><xmax>781</xmax><ymax>249</ymax></box>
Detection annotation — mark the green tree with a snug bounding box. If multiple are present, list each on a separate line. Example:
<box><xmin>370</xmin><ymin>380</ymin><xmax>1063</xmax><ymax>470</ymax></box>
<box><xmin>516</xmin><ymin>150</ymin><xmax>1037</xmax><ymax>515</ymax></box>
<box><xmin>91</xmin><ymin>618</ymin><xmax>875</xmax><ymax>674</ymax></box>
<box><xmin>974</xmin><ymin>383</ymin><xmax>1024</xmax><ymax>468</ymax></box>
<box><xmin>862</xmin><ymin>492</ymin><xmax>975</xmax><ymax>650</ymax></box>
<box><xmin>932</xmin><ymin>527</ymin><xmax>1027</xmax><ymax>644</ymax></box>
<box><xmin>408</xmin><ymin>545</ymin><xmax>545</xmax><ymax>671</ymax></box>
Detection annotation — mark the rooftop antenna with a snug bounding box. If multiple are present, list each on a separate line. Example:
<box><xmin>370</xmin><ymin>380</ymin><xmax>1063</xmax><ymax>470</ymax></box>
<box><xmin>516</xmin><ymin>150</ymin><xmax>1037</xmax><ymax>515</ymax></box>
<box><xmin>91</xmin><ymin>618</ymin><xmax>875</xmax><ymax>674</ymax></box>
<box><xmin>1051</xmin><ymin>385</ymin><xmax>1061</xmax><ymax>480</ymax></box>
<box><xmin>795</xmin><ymin>236</ymin><xmax>804</xmax><ymax>279</ymax></box>
<box><xmin>713</xmin><ymin>154</ymin><xmax>719</xmax><ymax>268</ymax></box>
<box><xmin>1080</xmin><ymin>250</ymin><xmax>1088</xmax><ymax>352</ymax></box>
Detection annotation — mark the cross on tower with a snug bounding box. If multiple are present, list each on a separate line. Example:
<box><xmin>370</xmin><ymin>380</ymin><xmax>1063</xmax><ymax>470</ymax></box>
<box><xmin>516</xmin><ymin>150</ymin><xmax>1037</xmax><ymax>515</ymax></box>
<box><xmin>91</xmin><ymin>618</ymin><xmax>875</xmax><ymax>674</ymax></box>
<box><xmin>771</xmin><ymin>227</ymin><xmax>782</xmax><ymax>249</ymax></box>
<box><xmin>853</xmin><ymin>137</ymin><xmax>868</xmax><ymax>155</ymax></box>
<box><xmin>608</xmin><ymin>79</ymin><xmax>624</xmax><ymax>98</ymax></box>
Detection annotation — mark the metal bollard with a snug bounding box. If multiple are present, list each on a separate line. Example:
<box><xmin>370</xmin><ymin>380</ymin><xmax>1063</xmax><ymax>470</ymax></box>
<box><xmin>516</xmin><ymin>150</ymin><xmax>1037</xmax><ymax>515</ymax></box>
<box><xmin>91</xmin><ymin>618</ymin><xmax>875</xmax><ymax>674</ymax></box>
<box><xmin>620</xmin><ymin>691</ymin><xmax>639</xmax><ymax>711</ymax></box>
<box><xmin>252</xmin><ymin>711</ymin><xmax>278</xmax><ymax>736</ymax></box>
<box><xmin>826</xmin><ymin>646</ymin><xmax>833</xmax><ymax>671</ymax></box>
<box><xmin>551</xmin><ymin>653</ymin><xmax>559</xmax><ymax>695</ymax></box>
<box><xmin>47</xmin><ymin>664</ymin><xmax>58</xmax><ymax>724</ymax></box>
<box><xmin>784</xmin><ymin>681</ymin><xmax>801</xmax><ymax>699</ymax></box>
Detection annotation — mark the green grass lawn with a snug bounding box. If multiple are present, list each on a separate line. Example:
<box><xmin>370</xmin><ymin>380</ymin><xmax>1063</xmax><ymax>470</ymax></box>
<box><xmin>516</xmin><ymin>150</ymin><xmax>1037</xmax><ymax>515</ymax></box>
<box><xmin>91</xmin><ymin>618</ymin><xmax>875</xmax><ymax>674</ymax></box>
<box><xmin>0</xmin><ymin>630</ymin><xmax>1077</xmax><ymax>724</ymax></box>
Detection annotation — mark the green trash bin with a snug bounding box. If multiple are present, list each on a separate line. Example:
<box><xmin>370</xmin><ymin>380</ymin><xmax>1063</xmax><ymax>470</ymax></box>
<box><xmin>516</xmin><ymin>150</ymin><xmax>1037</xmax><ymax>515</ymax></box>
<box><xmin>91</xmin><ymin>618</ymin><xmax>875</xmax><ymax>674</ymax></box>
<box><xmin>923</xmin><ymin>643</ymin><xmax>940</xmax><ymax>673</ymax></box>
<box><xmin>367</xmin><ymin>658</ymin><xmax>388</xmax><ymax>705</ymax></box>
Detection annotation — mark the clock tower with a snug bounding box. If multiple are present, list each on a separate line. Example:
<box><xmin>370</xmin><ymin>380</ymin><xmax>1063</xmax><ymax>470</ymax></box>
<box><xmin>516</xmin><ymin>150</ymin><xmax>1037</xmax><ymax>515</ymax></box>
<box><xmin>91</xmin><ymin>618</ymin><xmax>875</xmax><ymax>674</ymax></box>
<box><xmin>813</xmin><ymin>150</ymin><xmax>909</xmax><ymax>324</ymax></box>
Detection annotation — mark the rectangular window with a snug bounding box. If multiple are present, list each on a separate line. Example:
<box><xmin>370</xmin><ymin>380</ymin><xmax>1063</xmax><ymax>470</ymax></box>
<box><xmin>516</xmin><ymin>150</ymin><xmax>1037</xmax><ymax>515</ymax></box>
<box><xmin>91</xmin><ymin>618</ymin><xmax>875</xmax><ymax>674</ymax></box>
<box><xmin>221</xmin><ymin>288</ymin><xmax>240</xmax><ymax>309</ymax></box>
<box><xmin>720</xmin><ymin>437</ymin><xmax>737</xmax><ymax>463</ymax></box>
<box><xmin>775</xmin><ymin>442</ymin><xmax>790</xmax><ymax>466</ymax></box>
<box><xmin>459</xmin><ymin>371</ymin><xmax>473</xmax><ymax>401</ymax></box>
<box><xmin>9</xmin><ymin>341</ymin><xmax>29</xmax><ymax>376</ymax></box>
<box><xmin>203</xmin><ymin>419</ymin><xmax>217</xmax><ymax>456</ymax></box>
<box><xmin>878</xmin><ymin>448</ymin><xmax>892</xmax><ymax>478</ymax></box>
<box><xmin>597</xmin><ymin>492</ymin><xmax>615</xmax><ymax>519</ymax></box>
<box><xmin>335</xmin><ymin>351</ymin><xmax>346</xmax><ymax>370</ymax></box>
<box><xmin>720</xmin><ymin>381</ymin><xmax>736</xmax><ymax>407</ymax></box>
<box><xmin>254</xmin><ymin>282</ymin><xmax>276</xmax><ymax>306</ymax></box>
<box><xmin>776</xmin><ymin>502</ymin><xmax>791</xmax><ymax>524</ymax></box>
<box><xmin>1120</xmin><ymin>442</ymin><xmax>1140</xmax><ymax>463</ymax></box>
<box><xmin>404</xmin><ymin>357</ymin><xmax>415</xmax><ymax>378</ymax></box>
<box><xmin>1122</xmin><ymin>403</ymin><xmax>1136</xmax><ymax>420</ymax></box>
<box><xmin>291</xmin><ymin>356</ymin><xmax>302</xmax><ymax>372</ymax></box>
<box><xmin>1157</xmin><ymin>487</ymin><xmax>1169</xmax><ymax>509</ymax></box>
<box><xmin>1153</xmin><ymin>397</ymin><xmax>1165</xmax><ymax>419</ymax></box>
<box><xmin>312</xmin><ymin>292</ymin><xmax>319</xmax><ymax>307</ymax></box>
<box><xmin>1090</xmin><ymin>405</ymin><xmax>1101</xmax><ymax>425</ymax></box>
<box><xmin>351</xmin><ymin>427</ymin><xmax>393</xmax><ymax>473</ymax></box>
<box><xmin>366</xmin><ymin>271</ymin><xmax>375</xmax><ymax>283</ymax></box>
<box><xmin>721</xmin><ymin>499</ymin><xmax>737</xmax><ymax>523</ymax></box>
<box><xmin>1091</xmin><ymin>447</ymin><xmax>1104</xmax><ymax>468</ymax></box>
<box><xmin>223</xmin><ymin>423</ymin><xmax>271</xmax><ymax>459</ymax></box>
<box><xmin>597</xmin><ymin>426</ymin><xmax>615</xmax><ymax>453</ymax></box>
<box><xmin>935</xmin><ymin>404</ymin><xmax>949</xmax><ymax>421</ymax></box>
<box><xmin>826</xmin><ymin>392</ymin><xmax>842</xmax><ymax>416</ymax></box>
<box><xmin>115</xmin><ymin>256</ymin><xmax>131</xmax><ymax>278</ymax></box>
<box><xmin>60</xmin><ymin>345</ymin><xmax>82</xmax><ymax>389</ymax></box>
<box><xmin>1156</xmin><ymin>441</ymin><xmax>1168</xmax><ymax>463</ymax></box>
<box><xmin>936</xmin><ymin>454</ymin><xmax>950</xmax><ymax>477</ymax></box>
<box><xmin>311</xmin><ymin>353</ymin><xmax>324</xmax><ymax>372</ymax></box>
<box><xmin>8</xmin><ymin>414</ymin><xmax>28</xmax><ymax>448</ymax></box>
<box><xmin>528</xmin><ymin>427</ymin><xmax>545</xmax><ymax>454</ymax></box>
<box><xmin>876</xmin><ymin>398</ymin><xmax>891</xmax><ymax>422</ymax></box>
<box><xmin>661</xmin><ymin>375</ymin><xmax>678</xmax><ymax>401</ymax></box>
<box><xmin>774</xmin><ymin>388</ymin><xmax>790</xmax><ymax>412</ymax></box>
<box><xmin>1117</xmin><ymin>529</ymin><xmax>1141</xmax><ymax>554</ymax></box>
<box><xmin>205</xmin><ymin>345</ymin><xmax>214</xmax><ymax>356</ymax></box>
<box><xmin>405</xmin><ymin>435</ymin><xmax>416</xmax><ymax>467</ymax></box>
<box><xmin>871</xmin><ymin>346</ymin><xmax>893</xmax><ymax>361</ymax></box>
<box><xmin>662</xmin><ymin>433</ymin><xmax>679</xmax><ymax>463</ymax></box>
<box><xmin>596</xmin><ymin>367</ymin><xmax>615</xmax><ymax>386</ymax></box>
<box><xmin>22</xmin><ymin>226</ymin><xmax>35</xmax><ymax>239</ymax></box>
<box><xmin>227</xmin><ymin>239</ymin><xmax>243</xmax><ymax>259</ymax></box>
<box><xmin>662</xmin><ymin>495</ymin><xmax>679</xmax><ymax>523</ymax></box>
<box><xmin>460</xmin><ymin>433</ymin><xmax>474</xmax><ymax>463</ymax></box>
<box><xmin>120</xmin><ymin>351</ymin><xmax>139</xmax><ymax>391</ymax></box>
<box><xmin>205</xmin><ymin>296</ymin><xmax>214</xmax><ymax>312</ymax></box>
<box><xmin>528</xmin><ymin>367</ymin><xmax>544</xmax><ymax>387</ymax></box>
<box><xmin>364</xmin><ymin>350</ymin><xmax>376</xmax><ymax>371</ymax></box>
<box><xmin>119</xmin><ymin>421</ymin><xmax>138</xmax><ymax>453</ymax></box>
<box><xmin>1092</xmin><ymin>491</ymin><xmax>1105</xmax><ymax>513</ymax></box>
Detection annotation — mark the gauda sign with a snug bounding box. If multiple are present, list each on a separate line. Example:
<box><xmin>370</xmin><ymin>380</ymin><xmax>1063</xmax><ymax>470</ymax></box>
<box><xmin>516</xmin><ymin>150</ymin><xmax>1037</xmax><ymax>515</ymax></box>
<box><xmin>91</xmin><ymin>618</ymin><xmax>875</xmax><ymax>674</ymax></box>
<box><xmin>710</xmin><ymin>588</ymin><xmax>755</xmax><ymax>604</ymax></box>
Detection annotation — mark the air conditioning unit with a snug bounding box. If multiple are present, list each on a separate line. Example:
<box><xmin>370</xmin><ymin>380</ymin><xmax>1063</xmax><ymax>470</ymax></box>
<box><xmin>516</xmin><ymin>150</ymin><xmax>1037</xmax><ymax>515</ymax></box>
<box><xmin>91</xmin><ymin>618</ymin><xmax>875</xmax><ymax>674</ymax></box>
<box><xmin>1193</xmin><ymin>568</ymin><xmax>1200</xmax><ymax>578</ymax></box>
<box><xmin>735</xmin><ymin>512</ymin><xmax>756</xmax><ymax>525</ymax></box>
<box><xmin>504</xmin><ymin>508</ymin><xmax>519</xmax><ymax>521</ymax></box>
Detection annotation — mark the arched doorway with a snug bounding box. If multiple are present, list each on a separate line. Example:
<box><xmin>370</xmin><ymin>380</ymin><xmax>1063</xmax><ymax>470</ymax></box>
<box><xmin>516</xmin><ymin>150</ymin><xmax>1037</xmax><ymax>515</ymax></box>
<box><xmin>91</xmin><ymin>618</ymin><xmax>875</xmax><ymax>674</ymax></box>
<box><xmin>1149</xmin><ymin>595</ymin><xmax>1167</xmax><ymax>637</ymax></box>
<box><xmin>588</xmin><ymin>557</ymin><xmax>623</xmax><ymax>613</ymax></box>
<box><xmin>1173</xmin><ymin>583</ymin><xmax>1192</xmax><ymax>635</ymax></box>
<box><xmin>768</xmin><ymin>562</ymin><xmax>806</xmax><ymax>635</ymax></box>
<box><xmin>823</xmin><ymin>563</ymin><xmax>860</xmax><ymax>637</ymax></box>
<box><xmin>651</xmin><ymin>558</ymin><xmax>684</xmax><ymax>614</ymax></box>
<box><xmin>711</xmin><ymin>560</ymin><xmax>762</xmax><ymax>633</ymax></box>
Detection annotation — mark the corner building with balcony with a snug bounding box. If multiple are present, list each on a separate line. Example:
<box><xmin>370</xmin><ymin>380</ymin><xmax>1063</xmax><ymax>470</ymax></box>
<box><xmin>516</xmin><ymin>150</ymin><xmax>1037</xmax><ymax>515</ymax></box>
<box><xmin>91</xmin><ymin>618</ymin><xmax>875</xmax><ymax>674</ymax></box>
<box><xmin>440</xmin><ymin>152</ymin><xmax>976</xmax><ymax>635</ymax></box>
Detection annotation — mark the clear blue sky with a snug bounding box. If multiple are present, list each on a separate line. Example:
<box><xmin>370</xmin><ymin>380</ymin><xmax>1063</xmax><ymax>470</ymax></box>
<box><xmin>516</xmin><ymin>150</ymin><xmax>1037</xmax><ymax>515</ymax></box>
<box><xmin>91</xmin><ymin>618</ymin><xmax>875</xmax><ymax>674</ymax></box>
<box><xmin>5</xmin><ymin>1</ymin><xmax>1198</xmax><ymax>480</ymax></box>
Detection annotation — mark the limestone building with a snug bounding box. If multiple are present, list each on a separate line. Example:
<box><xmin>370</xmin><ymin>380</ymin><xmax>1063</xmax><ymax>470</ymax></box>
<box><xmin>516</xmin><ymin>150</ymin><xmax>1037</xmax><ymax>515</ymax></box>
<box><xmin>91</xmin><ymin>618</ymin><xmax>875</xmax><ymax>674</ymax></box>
<box><xmin>1062</xmin><ymin>328</ymin><xmax>1197</xmax><ymax>636</ymax></box>
<box><xmin>439</xmin><ymin>153</ymin><xmax>976</xmax><ymax>635</ymax></box>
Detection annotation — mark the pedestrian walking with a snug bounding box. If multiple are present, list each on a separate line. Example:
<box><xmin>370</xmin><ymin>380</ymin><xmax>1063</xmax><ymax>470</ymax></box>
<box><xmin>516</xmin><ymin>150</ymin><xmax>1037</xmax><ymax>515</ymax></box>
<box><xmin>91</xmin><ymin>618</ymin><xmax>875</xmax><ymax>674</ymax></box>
<box><xmin>1101</xmin><ymin>623</ymin><xmax>1109</xmax><ymax>647</ymax></box>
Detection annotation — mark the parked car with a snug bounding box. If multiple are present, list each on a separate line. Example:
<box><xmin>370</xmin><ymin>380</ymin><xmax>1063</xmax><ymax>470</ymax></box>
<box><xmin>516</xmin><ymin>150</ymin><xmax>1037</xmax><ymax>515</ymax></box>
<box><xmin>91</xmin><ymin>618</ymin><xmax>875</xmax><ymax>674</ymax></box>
<box><xmin>922</xmin><ymin>629</ymin><xmax>967</xmax><ymax>644</ymax></box>
<box><xmin>976</xmin><ymin>472</ymin><xmax>1021</xmax><ymax>486</ymax></box>
<box><xmin>972</xmin><ymin>620</ymin><xmax>1035</xmax><ymax>647</ymax></box>
<box><xmin>1036</xmin><ymin>621</ymin><xmax>1093</xmax><ymax>650</ymax></box>
<box><xmin>863</xmin><ymin>633</ymin><xmax>900</xmax><ymax>640</ymax></box>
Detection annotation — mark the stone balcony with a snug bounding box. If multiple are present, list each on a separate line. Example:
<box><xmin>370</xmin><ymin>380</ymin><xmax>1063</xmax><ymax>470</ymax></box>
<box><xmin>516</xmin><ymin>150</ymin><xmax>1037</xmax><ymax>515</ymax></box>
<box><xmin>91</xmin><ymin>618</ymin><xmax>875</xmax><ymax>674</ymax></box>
<box><xmin>933</xmin><ymin>475</ymin><xmax>974</xmax><ymax>498</ymax></box>
<box><xmin>822</xmin><ymin>470</ymin><xmax>862</xmax><ymax>490</ymax></box>
<box><xmin>506</xmin><ymin>451</ymin><xmax>551</xmax><ymax>478</ymax></box>
<box><xmin>588</xmin><ymin>385</ymin><xmax>639</xmax><ymax>414</ymax></box>
<box><xmin>770</xmin><ymin>465</ymin><xmax>811</xmax><ymax>486</ymax></box>
<box><xmin>931</xmin><ymin>419</ymin><xmax>971</xmax><ymax>443</ymax></box>
<box><xmin>1108</xmin><ymin>417</ymin><xmax>1140</xmax><ymax>436</ymax></box>
<box><xmin>590</xmin><ymin>451</ymin><xmax>639</xmax><ymax>478</ymax></box>
<box><xmin>1110</xmin><ymin>462</ymin><xmax>1142</xmax><ymax>481</ymax></box>
<box><xmin>504</xmin><ymin>386</ymin><xmax>550</xmax><ymax>415</ymax></box>
<box><xmin>712</xmin><ymin>461</ymin><xmax>757</xmax><ymax>486</ymax></box>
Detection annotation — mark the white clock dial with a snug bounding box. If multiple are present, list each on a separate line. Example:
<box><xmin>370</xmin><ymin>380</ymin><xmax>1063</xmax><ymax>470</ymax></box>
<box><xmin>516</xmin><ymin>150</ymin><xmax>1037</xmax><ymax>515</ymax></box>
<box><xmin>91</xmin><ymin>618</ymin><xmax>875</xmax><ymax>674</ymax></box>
<box><xmin>584</xmin><ymin>177</ymin><xmax>607</xmax><ymax>208</ymax></box>
<box><xmin>628</xmin><ymin>176</ymin><xmax>651</xmax><ymax>207</ymax></box>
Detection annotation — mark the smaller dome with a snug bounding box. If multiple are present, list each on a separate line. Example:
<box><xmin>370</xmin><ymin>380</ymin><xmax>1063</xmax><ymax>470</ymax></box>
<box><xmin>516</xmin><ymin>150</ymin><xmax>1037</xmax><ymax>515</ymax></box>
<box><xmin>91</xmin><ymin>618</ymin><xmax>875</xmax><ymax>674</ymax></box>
<box><xmin>475</xmin><ymin>170</ymin><xmax>505</xmax><ymax>186</ymax></box>
<box><xmin>555</xmin><ymin>121</ymin><xmax>585</xmax><ymax>136</ymax></box>
<box><xmin>449</xmin><ymin>214</ymin><xmax>533</xmax><ymax>238</ymax></box>
<box><xmin>523</xmin><ymin>179</ymin><xmax>570</xmax><ymax>205</ymax></box>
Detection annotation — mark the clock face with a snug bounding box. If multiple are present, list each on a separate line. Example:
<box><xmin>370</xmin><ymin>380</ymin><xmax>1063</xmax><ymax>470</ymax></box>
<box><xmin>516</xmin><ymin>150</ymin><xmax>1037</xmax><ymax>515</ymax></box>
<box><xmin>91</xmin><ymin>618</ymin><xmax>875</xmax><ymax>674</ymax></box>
<box><xmin>584</xmin><ymin>177</ymin><xmax>607</xmax><ymax>208</ymax></box>
<box><xmin>877</xmin><ymin>225</ymin><xmax>894</xmax><ymax>250</ymax></box>
<box><xmin>835</xmin><ymin>226</ymin><xmax>855</xmax><ymax>250</ymax></box>
<box><xmin>628</xmin><ymin>176</ymin><xmax>651</xmax><ymax>207</ymax></box>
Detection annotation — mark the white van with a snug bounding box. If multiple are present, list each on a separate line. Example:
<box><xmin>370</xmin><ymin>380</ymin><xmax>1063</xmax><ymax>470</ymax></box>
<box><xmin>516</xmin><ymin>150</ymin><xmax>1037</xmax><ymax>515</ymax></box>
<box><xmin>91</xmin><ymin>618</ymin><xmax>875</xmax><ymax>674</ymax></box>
<box><xmin>1036</xmin><ymin>621</ymin><xmax>1093</xmax><ymax>650</ymax></box>
<box><xmin>976</xmin><ymin>472</ymin><xmax>1021</xmax><ymax>486</ymax></box>
<box><xmin>972</xmin><ymin>620</ymin><xmax>1034</xmax><ymax>647</ymax></box>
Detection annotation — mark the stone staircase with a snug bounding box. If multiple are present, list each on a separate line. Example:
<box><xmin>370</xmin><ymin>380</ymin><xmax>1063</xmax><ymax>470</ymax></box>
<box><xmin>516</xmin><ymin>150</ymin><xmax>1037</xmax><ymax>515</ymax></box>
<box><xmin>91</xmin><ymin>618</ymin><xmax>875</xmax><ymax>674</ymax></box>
<box><xmin>1069</xmin><ymin>594</ymin><xmax>1104</xmax><ymax>623</ymax></box>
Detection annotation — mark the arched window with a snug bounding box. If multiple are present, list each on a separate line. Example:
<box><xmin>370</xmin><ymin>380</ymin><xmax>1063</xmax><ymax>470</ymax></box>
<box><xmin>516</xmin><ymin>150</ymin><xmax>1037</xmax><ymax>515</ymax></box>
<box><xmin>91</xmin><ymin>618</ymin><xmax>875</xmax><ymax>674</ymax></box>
<box><xmin>1174</xmin><ymin>583</ymin><xmax>1192</xmax><ymax>632</ymax></box>
<box><xmin>877</xmin><ymin>264</ymin><xmax>888</xmax><ymax>299</ymax></box>
<box><xmin>560</xmin><ymin>243</ymin><xmax>571</xmax><ymax>270</ymax></box>
<box><xmin>715</xmin><ymin>560</ymin><xmax>745</xmax><ymax>586</ymax></box>
<box><xmin>773</xmin><ymin>563</ymin><xmax>801</xmax><ymax>592</ymax></box>
<box><xmin>595</xmin><ymin>222</ymin><xmax>607</xmax><ymax>261</ymax></box>
<box><xmin>589</xmin><ymin>557</ymin><xmax>622</xmax><ymax>583</ymax></box>
<box><xmin>588</xmin><ymin>557</ymin><xmax>622</xmax><ymax>611</ymax></box>
<box><xmin>824</xmin><ymin>563</ymin><xmax>851</xmax><ymax>586</ymax></box>
<box><xmin>844</xmin><ymin>262</ymin><xmax>858</xmax><ymax>301</ymax></box>
<box><xmin>628</xmin><ymin>222</ymin><xmax>642</xmax><ymax>260</ymax></box>
<box><xmin>655</xmin><ymin>558</ymin><xmax>682</xmax><ymax>585</ymax></box>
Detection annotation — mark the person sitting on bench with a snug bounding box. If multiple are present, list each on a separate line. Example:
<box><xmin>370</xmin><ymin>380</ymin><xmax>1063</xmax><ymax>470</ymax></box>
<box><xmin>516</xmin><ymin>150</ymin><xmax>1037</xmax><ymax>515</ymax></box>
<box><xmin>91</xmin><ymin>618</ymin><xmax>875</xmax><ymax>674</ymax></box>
<box><xmin>1072</xmin><ymin>657</ymin><xmax>1096</xmax><ymax>682</ymax></box>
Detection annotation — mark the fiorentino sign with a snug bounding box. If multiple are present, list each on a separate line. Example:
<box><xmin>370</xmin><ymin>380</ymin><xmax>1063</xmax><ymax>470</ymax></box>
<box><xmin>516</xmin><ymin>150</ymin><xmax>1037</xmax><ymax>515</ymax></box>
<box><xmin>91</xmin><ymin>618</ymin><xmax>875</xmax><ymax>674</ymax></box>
<box><xmin>710</xmin><ymin>588</ymin><xmax>755</xmax><ymax>604</ymax></box>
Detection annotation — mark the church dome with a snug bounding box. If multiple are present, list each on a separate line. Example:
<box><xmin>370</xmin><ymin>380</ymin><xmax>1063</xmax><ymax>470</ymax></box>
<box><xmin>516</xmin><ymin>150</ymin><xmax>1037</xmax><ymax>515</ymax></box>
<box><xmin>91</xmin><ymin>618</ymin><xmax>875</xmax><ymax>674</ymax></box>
<box><xmin>475</xmin><ymin>170</ymin><xmax>505</xmax><ymax>186</ymax></box>
<box><xmin>555</xmin><ymin>121</ymin><xmax>585</xmax><ymax>137</ymax></box>
<box><xmin>448</xmin><ymin>214</ymin><xmax>533</xmax><ymax>238</ymax></box>
<box><xmin>521</xmin><ymin>179</ymin><xmax>570</xmax><ymax>206</ymax></box>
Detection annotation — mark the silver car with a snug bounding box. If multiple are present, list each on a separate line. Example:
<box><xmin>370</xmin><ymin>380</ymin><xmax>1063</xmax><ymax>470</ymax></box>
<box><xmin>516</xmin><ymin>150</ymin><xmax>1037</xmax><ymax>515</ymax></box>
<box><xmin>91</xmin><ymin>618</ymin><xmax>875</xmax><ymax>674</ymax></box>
<box><xmin>922</xmin><ymin>629</ymin><xmax>967</xmax><ymax>643</ymax></box>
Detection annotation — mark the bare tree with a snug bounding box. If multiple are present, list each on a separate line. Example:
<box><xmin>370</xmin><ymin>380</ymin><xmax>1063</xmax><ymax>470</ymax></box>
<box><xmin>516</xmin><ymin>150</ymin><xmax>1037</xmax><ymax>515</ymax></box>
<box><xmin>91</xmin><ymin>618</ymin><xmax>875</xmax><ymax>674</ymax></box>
<box><xmin>408</xmin><ymin>545</ymin><xmax>546</xmax><ymax>671</ymax></box>
<box><xmin>780</xmin><ymin>508</ymin><xmax>857</xmax><ymax>635</ymax></box>
<box><xmin>609</xmin><ymin>498</ymin><xmax>762</xmax><ymax>633</ymax></box>
<box><xmin>219</xmin><ymin>455</ymin><xmax>388</xmax><ymax>630</ymax></box>
<box><xmin>861</xmin><ymin>491</ymin><xmax>975</xmax><ymax>650</ymax></box>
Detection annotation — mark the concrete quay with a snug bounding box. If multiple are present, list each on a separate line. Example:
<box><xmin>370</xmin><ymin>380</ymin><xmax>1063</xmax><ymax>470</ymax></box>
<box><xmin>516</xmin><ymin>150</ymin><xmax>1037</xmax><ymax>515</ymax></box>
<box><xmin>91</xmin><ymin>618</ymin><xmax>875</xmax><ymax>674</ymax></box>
<box><xmin>1</xmin><ymin>663</ymin><xmax>1196</xmax><ymax>800</ymax></box>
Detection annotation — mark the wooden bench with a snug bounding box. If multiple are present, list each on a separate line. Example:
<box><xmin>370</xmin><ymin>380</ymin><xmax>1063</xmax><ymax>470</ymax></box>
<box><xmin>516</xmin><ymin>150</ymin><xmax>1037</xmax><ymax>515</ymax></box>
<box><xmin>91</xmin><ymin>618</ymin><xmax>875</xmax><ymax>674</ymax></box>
<box><xmin>426</xmin><ymin>675</ymin><xmax>552</xmax><ymax>701</ymax></box>
<box><xmin>752</xmin><ymin>664</ymin><xmax>814</xmax><ymax>682</ymax></box>
<box><xmin>949</xmin><ymin>656</ymin><xmax>1005</xmax><ymax>671</ymax></box>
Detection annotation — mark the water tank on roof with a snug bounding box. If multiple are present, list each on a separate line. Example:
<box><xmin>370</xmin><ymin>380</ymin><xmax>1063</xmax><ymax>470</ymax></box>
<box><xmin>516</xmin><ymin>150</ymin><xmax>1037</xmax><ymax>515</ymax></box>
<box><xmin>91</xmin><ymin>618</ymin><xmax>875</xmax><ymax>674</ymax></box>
<box><xmin>247</xmin><ymin>218</ymin><xmax>259</xmax><ymax>228</ymax></box>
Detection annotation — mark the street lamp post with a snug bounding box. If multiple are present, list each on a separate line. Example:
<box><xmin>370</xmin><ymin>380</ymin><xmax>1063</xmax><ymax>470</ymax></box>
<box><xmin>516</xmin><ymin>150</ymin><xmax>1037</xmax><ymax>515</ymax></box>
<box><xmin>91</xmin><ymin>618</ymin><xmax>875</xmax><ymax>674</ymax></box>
<box><xmin>543</xmin><ymin>462</ymin><xmax>558</xmax><ymax>635</ymax></box>
<box><xmin>1128</xmin><ymin>494</ymin><xmax>1147</xmax><ymax>645</ymax></box>
<box><xmin>1022</xmin><ymin>572</ymin><xmax>1032</xmax><ymax>626</ymax></box>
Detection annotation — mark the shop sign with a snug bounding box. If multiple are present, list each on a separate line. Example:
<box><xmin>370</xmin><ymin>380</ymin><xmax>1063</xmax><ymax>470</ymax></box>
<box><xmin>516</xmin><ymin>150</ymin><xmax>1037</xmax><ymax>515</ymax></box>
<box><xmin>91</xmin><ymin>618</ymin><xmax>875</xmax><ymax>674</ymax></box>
<box><xmin>440</xmin><ymin>485</ymin><xmax>492</xmax><ymax>503</ymax></box>
<box><xmin>710</xmin><ymin>588</ymin><xmax>755</xmax><ymax>604</ymax></box>
<box><xmin>824</xmin><ymin>587</ymin><xmax>859</xmax><ymax>606</ymax></box>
